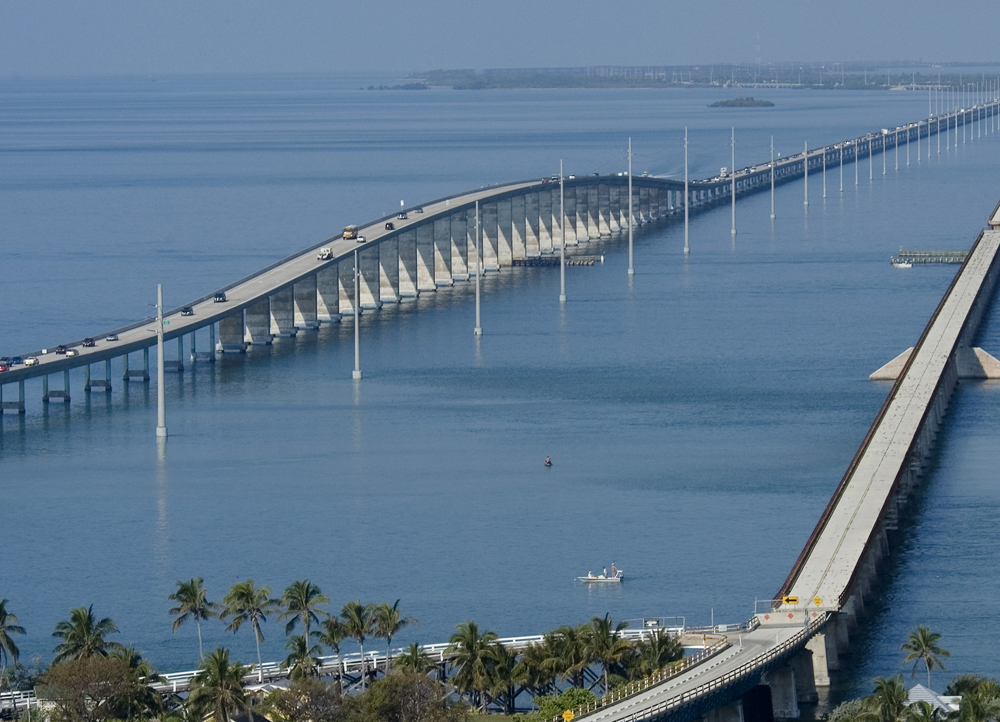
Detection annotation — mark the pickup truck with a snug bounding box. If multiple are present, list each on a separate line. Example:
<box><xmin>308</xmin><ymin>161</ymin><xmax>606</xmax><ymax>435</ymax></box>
<box><xmin>317</xmin><ymin>248</ymin><xmax>334</xmax><ymax>261</ymax></box>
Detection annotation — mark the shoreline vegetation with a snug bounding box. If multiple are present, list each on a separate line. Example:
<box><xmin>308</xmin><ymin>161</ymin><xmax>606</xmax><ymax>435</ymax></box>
<box><xmin>406</xmin><ymin>64</ymin><xmax>1000</xmax><ymax>91</ymax></box>
<box><xmin>0</xmin><ymin>584</ymin><xmax>685</xmax><ymax>722</ymax></box>
<box><xmin>709</xmin><ymin>97</ymin><xmax>774</xmax><ymax>107</ymax></box>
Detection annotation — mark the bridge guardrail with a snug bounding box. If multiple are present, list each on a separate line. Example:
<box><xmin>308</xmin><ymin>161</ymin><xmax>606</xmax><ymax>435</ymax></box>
<box><xmin>573</xmin><ymin>613</ymin><xmax>827</xmax><ymax>722</ymax></box>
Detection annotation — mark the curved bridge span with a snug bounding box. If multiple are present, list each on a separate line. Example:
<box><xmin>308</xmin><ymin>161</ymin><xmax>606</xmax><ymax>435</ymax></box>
<box><xmin>2</xmin><ymin>101</ymin><xmax>994</xmax><ymax>412</ymax></box>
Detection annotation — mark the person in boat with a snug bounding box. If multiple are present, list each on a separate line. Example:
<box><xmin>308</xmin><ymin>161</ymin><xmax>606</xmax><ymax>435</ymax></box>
<box><xmin>611</xmin><ymin>563</ymin><xmax>617</xmax><ymax>578</ymax></box>
<box><xmin>603</xmin><ymin>567</ymin><xmax>608</xmax><ymax>577</ymax></box>
<box><xmin>545</xmin><ymin>457</ymin><xmax>552</xmax><ymax>467</ymax></box>
<box><xmin>587</xmin><ymin>571</ymin><xmax>595</xmax><ymax>579</ymax></box>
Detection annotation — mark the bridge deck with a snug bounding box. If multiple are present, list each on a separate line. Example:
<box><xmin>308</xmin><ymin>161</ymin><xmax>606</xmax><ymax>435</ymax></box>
<box><xmin>787</xmin><ymin>230</ymin><xmax>1000</xmax><ymax>607</ymax></box>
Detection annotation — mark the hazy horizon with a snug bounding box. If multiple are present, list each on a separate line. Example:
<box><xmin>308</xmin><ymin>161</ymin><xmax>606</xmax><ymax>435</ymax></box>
<box><xmin>2</xmin><ymin>0</ymin><xmax>1000</xmax><ymax>78</ymax></box>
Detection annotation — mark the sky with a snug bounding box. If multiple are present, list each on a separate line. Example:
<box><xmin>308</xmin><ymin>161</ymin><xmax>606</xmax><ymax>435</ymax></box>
<box><xmin>0</xmin><ymin>0</ymin><xmax>999</xmax><ymax>77</ymax></box>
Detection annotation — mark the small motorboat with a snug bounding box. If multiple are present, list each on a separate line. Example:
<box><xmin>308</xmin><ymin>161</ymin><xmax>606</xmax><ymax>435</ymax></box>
<box><xmin>892</xmin><ymin>261</ymin><xmax>912</xmax><ymax>269</ymax></box>
<box><xmin>577</xmin><ymin>568</ymin><xmax>624</xmax><ymax>583</ymax></box>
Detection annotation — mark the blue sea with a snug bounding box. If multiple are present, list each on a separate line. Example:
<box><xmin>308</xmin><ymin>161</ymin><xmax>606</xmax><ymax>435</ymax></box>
<box><xmin>2</xmin><ymin>75</ymin><xmax>999</xmax><ymax>702</ymax></box>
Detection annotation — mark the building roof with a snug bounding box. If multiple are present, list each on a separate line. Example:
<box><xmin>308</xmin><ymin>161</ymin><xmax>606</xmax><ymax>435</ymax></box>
<box><xmin>909</xmin><ymin>684</ymin><xmax>961</xmax><ymax>712</ymax></box>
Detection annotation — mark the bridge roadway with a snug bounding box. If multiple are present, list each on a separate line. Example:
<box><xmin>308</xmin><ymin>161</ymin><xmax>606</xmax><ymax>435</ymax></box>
<box><xmin>2</xmin><ymin>100</ymin><xmax>997</xmax><ymax>410</ymax></box>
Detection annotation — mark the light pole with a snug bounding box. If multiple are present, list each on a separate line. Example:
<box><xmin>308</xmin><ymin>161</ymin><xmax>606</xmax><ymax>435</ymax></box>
<box><xmin>731</xmin><ymin>128</ymin><xmax>736</xmax><ymax>237</ymax></box>
<box><xmin>353</xmin><ymin>249</ymin><xmax>361</xmax><ymax>380</ymax></box>
<box><xmin>559</xmin><ymin>161</ymin><xmax>566</xmax><ymax>303</ymax></box>
<box><xmin>474</xmin><ymin>200</ymin><xmax>482</xmax><ymax>336</ymax></box>
<box><xmin>684</xmin><ymin>128</ymin><xmax>690</xmax><ymax>253</ymax></box>
<box><xmin>770</xmin><ymin>135</ymin><xmax>775</xmax><ymax>219</ymax></box>
<box><xmin>156</xmin><ymin>284</ymin><xmax>167</xmax><ymax>438</ymax></box>
<box><xmin>628</xmin><ymin>138</ymin><xmax>634</xmax><ymax>275</ymax></box>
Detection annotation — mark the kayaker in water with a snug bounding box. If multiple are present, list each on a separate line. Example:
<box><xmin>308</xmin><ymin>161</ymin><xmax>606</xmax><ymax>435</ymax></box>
<box><xmin>545</xmin><ymin>457</ymin><xmax>552</xmax><ymax>467</ymax></box>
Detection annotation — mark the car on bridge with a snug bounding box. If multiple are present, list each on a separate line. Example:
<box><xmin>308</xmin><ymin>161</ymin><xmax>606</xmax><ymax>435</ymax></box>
<box><xmin>83</xmin><ymin>337</ymin><xmax>96</xmax><ymax>347</ymax></box>
<box><xmin>106</xmin><ymin>333</ymin><xmax>118</xmax><ymax>342</ymax></box>
<box><xmin>385</xmin><ymin>222</ymin><xmax>395</xmax><ymax>230</ymax></box>
<box><xmin>181</xmin><ymin>307</ymin><xmax>194</xmax><ymax>316</ymax></box>
<box><xmin>65</xmin><ymin>349</ymin><xmax>78</xmax><ymax>357</ymax></box>
<box><xmin>317</xmin><ymin>248</ymin><xmax>334</xmax><ymax>260</ymax></box>
<box><xmin>55</xmin><ymin>345</ymin><xmax>67</xmax><ymax>355</ymax></box>
<box><xmin>397</xmin><ymin>212</ymin><xmax>407</xmax><ymax>219</ymax></box>
<box><xmin>0</xmin><ymin>363</ymin><xmax>8</xmax><ymax>373</ymax></box>
<box><xmin>10</xmin><ymin>356</ymin><xmax>22</xmax><ymax>365</ymax></box>
<box><xmin>24</xmin><ymin>357</ymin><xmax>38</xmax><ymax>366</ymax></box>
<box><xmin>214</xmin><ymin>292</ymin><xmax>227</xmax><ymax>303</ymax></box>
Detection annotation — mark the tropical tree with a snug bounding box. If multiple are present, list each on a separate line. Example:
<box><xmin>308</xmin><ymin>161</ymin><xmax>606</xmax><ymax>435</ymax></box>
<box><xmin>340</xmin><ymin>601</ymin><xmax>375</xmax><ymax>690</ymax></box>
<box><xmin>631</xmin><ymin>629</ymin><xmax>684</xmax><ymax>678</ymax></box>
<box><xmin>513</xmin><ymin>641</ymin><xmax>558</xmax><ymax>701</ymax></box>
<box><xmin>446</xmin><ymin>621</ymin><xmax>498</xmax><ymax>711</ymax></box>
<box><xmin>281</xmin><ymin>634</ymin><xmax>321</xmax><ymax>680</ymax></box>
<box><xmin>221</xmin><ymin>580</ymin><xmax>278</xmax><ymax>683</ymax></box>
<box><xmin>902</xmin><ymin>626</ymin><xmax>951</xmax><ymax>687</ymax></box>
<box><xmin>110</xmin><ymin>646</ymin><xmax>165</xmax><ymax>720</ymax></box>
<box><xmin>865</xmin><ymin>675</ymin><xmax>909</xmax><ymax>722</ymax></box>
<box><xmin>546</xmin><ymin>625</ymin><xmax>589</xmax><ymax>688</ymax></box>
<box><xmin>954</xmin><ymin>679</ymin><xmax>1000</xmax><ymax>722</ymax></box>
<box><xmin>395</xmin><ymin>643</ymin><xmax>435</xmax><ymax>675</ymax></box>
<box><xmin>317</xmin><ymin>616</ymin><xmax>347</xmax><ymax>693</ymax></box>
<box><xmin>583</xmin><ymin>614</ymin><xmax>631</xmax><ymax>695</ymax></box>
<box><xmin>52</xmin><ymin>606</ymin><xmax>124</xmax><ymax>664</ymax></box>
<box><xmin>487</xmin><ymin>642</ymin><xmax>518</xmax><ymax>714</ymax></box>
<box><xmin>905</xmin><ymin>701</ymin><xmax>944</xmax><ymax>722</ymax></box>
<box><xmin>0</xmin><ymin>600</ymin><xmax>26</xmax><ymax>682</ymax></box>
<box><xmin>187</xmin><ymin>647</ymin><xmax>249</xmax><ymax>722</ymax></box>
<box><xmin>278</xmin><ymin>580</ymin><xmax>329</xmax><ymax>648</ymax></box>
<box><xmin>373</xmin><ymin>600</ymin><xmax>418</xmax><ymax>673</ymax></box>
<box><xmin>168</xmin><ymin>578</ymin><xmax>222</xmax><ymax>661</ymax></box>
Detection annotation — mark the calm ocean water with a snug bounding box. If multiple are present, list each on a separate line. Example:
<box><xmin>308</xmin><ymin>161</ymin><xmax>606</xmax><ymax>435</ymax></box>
<box><xmin>2</xmin><ymin>75</ymin><xmax>999</xmax><ymax>701</ymax></box>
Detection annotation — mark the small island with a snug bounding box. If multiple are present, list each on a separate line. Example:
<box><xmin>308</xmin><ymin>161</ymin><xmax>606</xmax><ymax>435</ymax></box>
<box><xmin>710</xmin><ymin>97</ymin><xmax>775</xmax><ymax>107</ymax></box>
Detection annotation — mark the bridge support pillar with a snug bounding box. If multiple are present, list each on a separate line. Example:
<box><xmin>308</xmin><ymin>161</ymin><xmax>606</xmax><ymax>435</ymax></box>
<box><xmin>575</xmin><ymin>187</ymin><xmax>588</xmax><ymax>242</ymax></box>
<box><xmin>434</xmin><ymin>216</ymin><xmax>454</xmax><ymax>284</ymax></box>
<box><xmin>524</xmin><ymin>192</ymin><xmax>541</xmax><ymax>256</ymax></box>
<box><xmin>245</xmin><ymin>299</ymin><xmax>273</xmax><ymax>345</ymax></box>
<box><xmin>398</xmin><ymin>230</ymin><xmax>418</xmax><ymax>298</ymax></box>
<box><xmin>587</xmin><ymin>185</ymin><xmax>600</xmax><ymax>237</ymax></box>
<box><xmin>450</xmin><ymin>211</ymin><xmax>469</xmax><ymax>279</ymax></box>
<box><xmin>560</xmin><ymin>187</ymin><xmax>576</xmax><ymax>246</ymax></box>
<box><xmin>538</xmin><ymin>191</ymin><xmax>553</xmax><ymax>253</ymax></box>
<box><xmin>293</xmin><ymin>276</ymin><xmax>320</xmax><ymax>329</ymax></box>
<box><xmin>806</xmin><ymin>631</ymin><xmax>838</xmax><ymax>686</ymax></box>
<box><xmin>43</xmin><ymin>371</ymin><xmax>71</xmax><ymax>404</ymax></box>
<box><xmin>511</xmin><ymin>195</ymin><xmax>526</xmax><ymax>258</ymax></box>
<box><xmin>359</xmin><ymin>247</ymin><xmax>382</xmax><ymax>308</ymax></box>
<box><xmin>659</xmin><ymin>187</ymin><xmax>669</xmax><ymax>218</ymax></box>
<box><xmin>598</xmin><ymin>184</ymin><xmax>611</xmax><ymax>235</ymax></box>
<box><xmin>609</xmin><ymin>184</ymin><xmax>621</xmax><ymax>233</ymax></box>
<box><xmin>791</xmin><ymin>648</ymin><xmax>819</xmax><ymax>703</ymax></box>
<box><xmin>0</xmin><ymin>381</ymin><xmax>26</xmax><ymax>414</ymax></box>
<box><xmin>496</xmin><ymin>199</ymin><xmax>513</xmax><ymax>266</ymax></box>
<box><xmin>123</xmin><ymin>350</ymin><xmax>151</xmax><ymax>381</ymax></box>
<box><xmin>339</xmin><ymin>257</ymin><xmax>359</xmax><ymax>316</ymax></box>
<box><xmin>764</xmin><ymin>665</ymin><xmax>800</xmax><ymax>720</ymax></box>
<box><xmin>380</xmin><ymin>239</ymin><xmax>401</xmax><ymax>302</ymax></box>
<box><xmin>482</xmin><ymin>202</ymin><xmax>499</xmax><ymax>270</ymax></box>
<box><xmin>703</xmin><ymin>700</ymin><xmax>743</xmax><ymax>722</ymax></box>
<box><xmin>269</xmin><ymin>288</ymin><xmax>297</xmax><ymax>337</ymax></box>
<box><xmin>417</xmin><ymin>222</ymin><xmax>438</xmax><ymax>288</ymax></box>
<box><xmin>84</xmin><ymin>360</ymin><xmax>112</xmax><ymax>392</ymax></box>
<box><xmin>317</xmin><ymin>265</ymin><xmax>342</xmax><ymax>322</ymax></box>
<box><xmin>217</xmin><ymin>313</ymin><xmax>247</xmax><ymax>353</ymax></box>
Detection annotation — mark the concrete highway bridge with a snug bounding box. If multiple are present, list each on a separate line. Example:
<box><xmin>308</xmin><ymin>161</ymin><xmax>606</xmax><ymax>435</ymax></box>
<box><xmin>4</xmin><ymin>103</ymin><xmax>1000</xmax><ymax>722</ymax></box>
<box><xmin>2</xmin><ymin>101</ymin><xmax>997</xmax><ymax>412</ymax></box>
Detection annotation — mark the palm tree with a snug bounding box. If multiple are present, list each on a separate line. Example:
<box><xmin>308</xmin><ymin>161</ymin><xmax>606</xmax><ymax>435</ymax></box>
<box><xmin>340</xmin><ymin>601</ymin><xmax>375</xmax><ymax>689</ymax></box>
<box><xmin>51</xmin><ymin>605</ymin><xmax>124</xmax><ymax>664</ymax></box>
<box><xmin>187</xmin><ymin>647</ymin><xmax>248</xmax><ymax>722</ymax></box>
<box><xmin>221</xmin><ymin>580</ymin><xmax>278</xmax><ymax>683</ymax></box>
<box><xmin>955</xmin><ymin>679</ymin><xmax>1000</xmax><ymax>722</ymax></box>
<box><xmin>547</xmin><ymin>625</ymin><xmax>589</xmax><ymax>688</ymax></box>
<box><xmin>0</xmin><ymin>600</ymin><xmax>26</xmax><ymax>682</ymax></box>
<box><xmin>487</xmin><ymin>642</ymin><xmax>518</xmax><ymax>714</ymax></box>
<box><xmin>513</xmin><ymin>642</ymin><xmax>558</xmax><ymax>701</ymax></box>
<box><xmin>373</xmin><ymin>600</ymin><xmax>418</xmax><ymax>673</ymax></box>
<box><xmin>632</xmin><ymin>629</ymin><xmax>684</xmax><ymax>677</ymax></box>
<box><xmin>905</xmin><ymin>701</ymin><xmax>944</xmax><ymax>722</ymax></box>
<box><xmin>865</xmin><ymin>675</ymin><xmax>909</xmax><ymax>722</ymax></box>
<box><xmin>110</xmin><ymin>646</ymin><xmax>165</xmax><ymax>720</ymax></box>
<box><xmin>278</xmin><ymin>580</ymin><xmax>329</xmax><ymax>648</ymax></box>
<box><xmin>395</xmin><ymin>643</ymin><xmax>435</xmax><ymax>675</ymax></box>
<box><xmin>317</xmin><ymin>616</ymin><xmax>346</xmax><ymax>693</ymax></box>
<box><xmin>446</xmin><ymin>621</ymin><xmax>498</xmax><ymax>711</ymax></box>
<box><xmin>168</xmin><ymin>578</ymin><xmax>222</xmax><ymax>661</ymax></box>
<box><xmin>281</xmin><ymin>634</ymin><xmax>321</xmax><ymax>680</ymax></box>
<box><xmin>583</xmin><ymin>614</ymin><xmax>631</xmax><ymax>695</ymax></box>
<box><xmin>901</xmin><ymin>626</ymin><xmax>951</xmax><ymax>687</ymax></box>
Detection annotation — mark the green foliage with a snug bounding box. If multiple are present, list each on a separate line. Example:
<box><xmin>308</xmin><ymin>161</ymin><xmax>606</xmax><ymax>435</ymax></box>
<box><xmin>256</xmin><ymin>677</ymin><xmax>349</xmax><ymax>722</ymax></box>
<box><xmin>515</xmin><ymin>689</ymin><xmax>597</xmax><ymax>722</ymax></box>
<box><xmin>37</xmin><ymin>656</ymin><xmax>151</xmax><ymax>722</ymax></box>
<box><xmin>2</xmin><ymin>658</ymin><xmax>46</xmax><ymax>692</ymax></box>
<box><xmin>0</xmin><ymin>599</ymin><xmax>26</xmax><ymax>670</ymax></box>
<box><xmin>51</xmin><ymin>606</ymin><xmax>124</xmax><ymax>664</ymax></box>
<box><xmin>828</xmin><ymin>697</ymin><xmax>869</xmax><ymax>722</ymax></box>
<box><xmin>187</xmin><ymin>647</ymin><xmax>249</xmax><ymax>722</ymax></box>
<box><xmin>356</xmin><ymin>672</ymin><xmax>471</xmax><ymax>722</ymax></box>
<box><xmin>947</xmin><ymin>674</ymin><xmax>991</xmax><ymax>697</ymax></box>
<box><xmin>902</xmin><ymin>626</ymin><xmax>951</xmax><ymax>686</ymax></box>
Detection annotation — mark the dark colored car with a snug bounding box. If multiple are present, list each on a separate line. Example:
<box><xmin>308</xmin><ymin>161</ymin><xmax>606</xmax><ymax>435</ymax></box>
<box><xmin>181</xmin><ymin>307</ymin><xmax>194</xmax><ymax>316</ymax></box>
<box><xmin>55</xmin><ymin>345</ymin><xmax>68</xmax><ymax>355</ymax></box>
<box><xmin>0</xmin><ymin>357</ymin><xmax>9</xmax><ymax>364</ymax></box>
<box><xmin>214</xmin><ymin>292</ymin><xmax>227</xmax><ymax>303</ymax></box>
<box><xmin>413</xmin><ymin>207</ymin><xmax>423</xmax><ymax>213</ymax></box>
<box><xmin>385</xmin><ymin>222</ymin><xmax>395</xmax><ymax>230</ymax></box>
<box><xmin>83</xmin><ymin>337</ymin><xmax>96</xmax><ymax>347</ymax></box>
<box><xmin>10</xmin><ymin>356</ymin><xmax>22</xmax><ymax>365</ymax></box>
